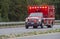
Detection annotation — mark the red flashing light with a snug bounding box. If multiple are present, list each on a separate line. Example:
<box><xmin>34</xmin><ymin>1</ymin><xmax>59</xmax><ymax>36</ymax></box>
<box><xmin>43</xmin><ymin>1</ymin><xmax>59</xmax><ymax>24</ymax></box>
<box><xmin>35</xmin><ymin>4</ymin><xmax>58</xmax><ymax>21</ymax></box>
<box><xmin>35</xmin><ymin>7</ymin><xmax>37</xmax><ymax>9</ymax></box>
<box><xmin>40</xmin><ymin>7</ymin><xmax>42</xmax><ymax>8</ymax></box>
<box><xmin>42</xmin><ymin>7</ymin><xmax>45</xmax><ymax>8</ymax></box>
<box><xmin>40</xmin><ymin>6</ymin><xmax>47</xmax><ymax>9</ymax></box>
<box><xmin>32</xmin><ymin>7</ymin><xmax>34</xmax><ymax>9</ymax></box>
<box><xmin>29</xmin><ymin>6</ymin><xmax>38</xmax><ymax>9</ymax></box>
<box><xmin>29</xmin><ymin>7</ymin><xmax>32</xmax><ymax>9</ymax></box>
<box><xmin>37</xmin><ymin>7</ymin><xmax>39</xmax><ymax>8</ymax></box>
<box><xmin>45</xmin><ymin>6</ymin><xmax>47</xmax><ymax>8</ymax></box>
<box><xmin>29</xmin><ymin>5</ymin><xmax>48</xmax><ymax>10</ymax></box>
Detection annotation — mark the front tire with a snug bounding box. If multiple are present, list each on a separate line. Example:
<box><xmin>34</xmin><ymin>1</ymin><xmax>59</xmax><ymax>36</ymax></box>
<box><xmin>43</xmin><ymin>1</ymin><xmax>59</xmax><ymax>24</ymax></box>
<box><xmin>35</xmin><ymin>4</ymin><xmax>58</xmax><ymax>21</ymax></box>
<box><xmin>33</xmin><ymin>26</ymin><xmax>37</xmax><ymax>28</ymax></box>
<box><xmin>25</xmin><ymin>25</ymin><xmax>29</xmax><ymax>29</ymax></box>
<box><xmin>47</xmin><ymin>25</ymin><xmax>52</xmax><ymax>28</ymax></box>
<box><xmin>40</xmin><ymin>23</ymin><xmax>43</xmax><ymax>28</ymax></box>
<box><xmin>47</xmin><ymin>22</ymin><xmax>53</xmax><ymax>28</ymax></box>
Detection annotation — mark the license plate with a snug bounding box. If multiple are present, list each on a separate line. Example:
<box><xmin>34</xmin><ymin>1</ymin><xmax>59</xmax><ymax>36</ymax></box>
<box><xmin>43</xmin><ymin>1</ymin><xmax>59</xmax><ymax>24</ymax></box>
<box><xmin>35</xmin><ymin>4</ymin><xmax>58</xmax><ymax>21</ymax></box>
<box><xmin>31</xmin><ymin>22</ymin><xmax>34</xmax><ymax>24</ymax></box>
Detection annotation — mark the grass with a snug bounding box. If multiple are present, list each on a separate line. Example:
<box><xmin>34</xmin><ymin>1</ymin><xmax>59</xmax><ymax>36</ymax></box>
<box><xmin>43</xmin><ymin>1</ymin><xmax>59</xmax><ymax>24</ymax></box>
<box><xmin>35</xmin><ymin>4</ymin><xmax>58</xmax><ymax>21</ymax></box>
<box><xmin>0</xmin><ymin>25</ymin><xmax>24</xmax><ymax>29</ymax></box>
<box><xmin>0</xmin><ymin>29</ymin><xmax>60</xmax><ymax>39</ymax></box>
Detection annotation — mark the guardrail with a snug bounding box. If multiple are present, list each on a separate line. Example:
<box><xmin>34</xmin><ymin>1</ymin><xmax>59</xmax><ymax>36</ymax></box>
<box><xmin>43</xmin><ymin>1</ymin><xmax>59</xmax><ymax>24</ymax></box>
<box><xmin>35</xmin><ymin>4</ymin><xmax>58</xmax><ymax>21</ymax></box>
<box><xmin>0</xmin><ymin>20</ymin><xmax>60</xmax><ymax>26</ymax></box>
<box><xmin>55</xmin><ymin>20</ymin><xmax>60</xmax><ymax>23</ymax></box>
<box><xmin>0</xmin><ymin>21</ymin><xmax>25</xmax><ymax>26</ymax></box>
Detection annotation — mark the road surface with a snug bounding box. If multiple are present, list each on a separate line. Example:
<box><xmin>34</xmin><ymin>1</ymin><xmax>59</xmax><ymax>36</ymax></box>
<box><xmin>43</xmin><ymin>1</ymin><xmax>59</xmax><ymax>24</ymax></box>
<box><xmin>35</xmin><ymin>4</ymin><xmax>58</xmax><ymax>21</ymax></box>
<box><xmin>0</xmin><ymin>25</ymin><xmax>60</xmax><ymax>35</ymax></box>
<box><xmin>15</xmin><ymin>33</ymin><xmax>60</xmax><ymax>39</ymax></box>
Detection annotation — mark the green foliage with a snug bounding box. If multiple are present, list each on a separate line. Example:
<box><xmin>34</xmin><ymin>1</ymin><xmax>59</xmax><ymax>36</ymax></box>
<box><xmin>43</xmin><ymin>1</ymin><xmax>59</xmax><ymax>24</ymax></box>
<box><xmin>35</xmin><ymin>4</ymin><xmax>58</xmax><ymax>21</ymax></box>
<box><xmin>0</xmin><ymin>0</ymin><xmax>60</xmax><ymax>22</ymax></box>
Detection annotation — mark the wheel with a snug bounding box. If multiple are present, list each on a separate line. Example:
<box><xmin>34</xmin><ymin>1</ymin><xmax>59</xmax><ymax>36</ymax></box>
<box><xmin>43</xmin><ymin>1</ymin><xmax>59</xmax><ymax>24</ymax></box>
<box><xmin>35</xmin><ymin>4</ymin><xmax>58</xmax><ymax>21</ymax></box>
<box><xmin>41</xmin><ymin>25</ymin><xmax>43</xmax><ymax>28</ymax></box>
<box><xmin>52</xmin><ymin>22</ymin><xmax>53</xmax><ymax>26</ymax></box>
<box><xmin>33</xmin><ymin>26</ymin><xmax>37</xmax><ymax>28</ymax></box>
<box><xmin>40</xmin><ymin>20</ymin><xmax>44</xmax><ymax>28</ymax></box>
<box><xmin>47</xmin><ymin>25</ymin><xmax>52</xmax><ymax>28</ymax></box>
<box><xmin>40</xmin><ymin>23</ymin><xmax>43</xmax><ymax>28</ymax></box>
<box><xmin>25</xmin><ymin>25</ymin><xmax>29</xmax><ymax>29</ymax></box>
<box><xmin>47</xmin><ymin>22</ymin><xmax>53</xmax><ymax>28</ymax></box>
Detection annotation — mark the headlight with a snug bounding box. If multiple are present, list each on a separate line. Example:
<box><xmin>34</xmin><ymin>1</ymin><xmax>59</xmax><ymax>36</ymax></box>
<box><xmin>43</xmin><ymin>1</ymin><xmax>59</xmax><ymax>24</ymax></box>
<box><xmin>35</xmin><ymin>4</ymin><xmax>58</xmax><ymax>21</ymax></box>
<box><xmin>25</xmin><ymin>19</ymin><xmax>28</xmax><ymax>22</ymax></box>
<box><xmin>38</xmin><ymin>19</ymin><xmax>41</xmax><ymax>22</ymax></box>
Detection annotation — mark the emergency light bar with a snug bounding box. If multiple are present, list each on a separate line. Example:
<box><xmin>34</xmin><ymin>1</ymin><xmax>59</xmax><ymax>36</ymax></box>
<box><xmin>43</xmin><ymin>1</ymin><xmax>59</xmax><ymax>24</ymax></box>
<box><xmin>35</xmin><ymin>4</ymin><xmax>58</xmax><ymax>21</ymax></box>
<box><xmin>29</xmin><ymin>6</ymin><xmax>48</xmax><ymax>10</ymax></box>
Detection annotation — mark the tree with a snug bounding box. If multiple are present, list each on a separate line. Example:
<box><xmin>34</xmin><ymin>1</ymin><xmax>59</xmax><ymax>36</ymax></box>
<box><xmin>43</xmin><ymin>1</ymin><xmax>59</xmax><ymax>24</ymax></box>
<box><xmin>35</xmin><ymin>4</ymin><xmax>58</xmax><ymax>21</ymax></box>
<box><xmin>0</xmin><ymin>0</ymin><xmax>60</xmax><ymax>22</ymax></box>
<box><xmin>1</xmin><ymin>0</ymin><xmax>9</xmax><ymax>22</ymax></box>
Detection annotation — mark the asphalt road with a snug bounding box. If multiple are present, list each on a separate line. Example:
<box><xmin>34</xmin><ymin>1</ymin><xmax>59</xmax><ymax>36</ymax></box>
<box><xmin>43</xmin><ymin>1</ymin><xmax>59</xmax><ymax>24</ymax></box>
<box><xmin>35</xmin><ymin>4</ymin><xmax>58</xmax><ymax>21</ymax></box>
<box><xmin>16</xmin><ymin>33</ymin><xmax>60</xmax><ymax>39</ymax></box>
<box><xmin>0</xmin><ymin>25</ymin><xmax>60</xmax><ymax>35</ymax></box>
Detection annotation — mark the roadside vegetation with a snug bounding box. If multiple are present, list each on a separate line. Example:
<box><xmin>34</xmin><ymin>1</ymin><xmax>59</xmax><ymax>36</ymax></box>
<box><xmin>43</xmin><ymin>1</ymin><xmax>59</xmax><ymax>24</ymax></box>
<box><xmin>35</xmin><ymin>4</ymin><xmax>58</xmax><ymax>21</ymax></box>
<box><xmin>0</xmin><ymin>29</ymin><xmax>60</xmax><ymax>39</ymax></box>
<box><xmin>0</xmin><ymin>0</ymin><xmax>60</xmax><ymax>22</ymax></box>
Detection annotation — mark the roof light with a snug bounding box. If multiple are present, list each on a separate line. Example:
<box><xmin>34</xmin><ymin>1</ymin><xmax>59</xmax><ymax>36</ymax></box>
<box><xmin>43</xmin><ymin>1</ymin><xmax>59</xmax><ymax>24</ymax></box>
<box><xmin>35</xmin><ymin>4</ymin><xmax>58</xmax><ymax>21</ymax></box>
<box><xmin>32</xmin><ymin>7</ymin><xmax>34</xmax><ymax>9</ymax></box>
<box><xmin>40</xmin><ymin>7</ymin><xmax>42</xmax><ymax>8</ymax></box>
<box><xmin>37</xmin><ymin>7</ymin><xmax>39</xmax><ymax>8</ymax></box>
<box><xmin>45</xmin><ymin>6</ymin><xmax>47</xmax><ymax>8</ymax></box>
<box><xmin>35</xmin><ymin>7</ymin><xmax>37</xmax><ymax>9</ymax></box>
<box><xmin>42</xmin><ymin>7</ymin><xmax>45</xmax><ymax>8</ymax></box>
<box><xmin>29</xmin><ymin>7</ymin><xmax>32</xmax><ymax>9</ymax></box>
